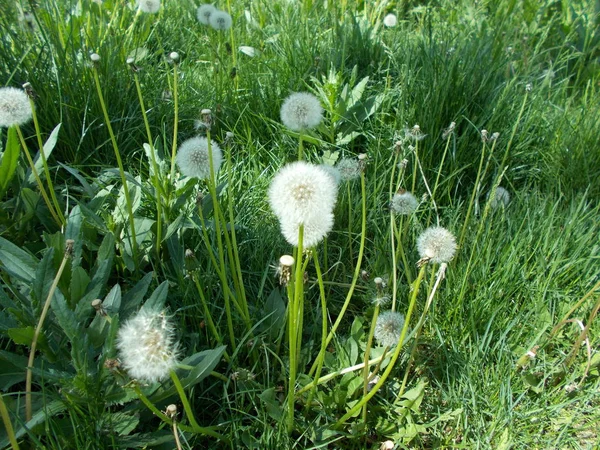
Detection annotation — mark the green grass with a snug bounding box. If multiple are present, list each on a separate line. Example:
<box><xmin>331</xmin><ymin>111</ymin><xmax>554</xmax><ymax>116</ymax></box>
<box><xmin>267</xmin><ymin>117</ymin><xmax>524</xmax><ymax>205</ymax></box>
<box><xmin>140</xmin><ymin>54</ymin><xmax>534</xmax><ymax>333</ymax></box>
<box><xmin>0</xmin><ymin>0</ymin><xmax>599</xmax><ymax>448</ymax></box>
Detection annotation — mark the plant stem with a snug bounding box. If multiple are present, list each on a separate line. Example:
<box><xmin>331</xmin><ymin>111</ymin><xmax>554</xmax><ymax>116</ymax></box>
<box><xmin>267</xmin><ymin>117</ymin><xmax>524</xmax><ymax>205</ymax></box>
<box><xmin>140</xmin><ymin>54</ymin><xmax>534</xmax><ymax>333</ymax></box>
<box><xmin>169</xmin><ymin>60</ymin><xmax>179</xmax><ymax>182</ymax></box>
<box><xmin>0</xmin><ymin>394</ymin><xmax>19</xmax><ymax>450</ymax></box>
<box><xmin>361</xmin><ymin>304</ymin><xmax>380</xmax><ymax>424</ymax></box>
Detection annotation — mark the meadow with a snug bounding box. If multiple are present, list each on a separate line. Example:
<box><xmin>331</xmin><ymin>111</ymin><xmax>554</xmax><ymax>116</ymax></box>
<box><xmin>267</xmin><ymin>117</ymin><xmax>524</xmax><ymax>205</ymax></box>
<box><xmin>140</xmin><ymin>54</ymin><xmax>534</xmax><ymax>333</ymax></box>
<box><xmin>0</xmin><ymin>0</ymin><xmax>599</xmax><ymax>448</ymax></box>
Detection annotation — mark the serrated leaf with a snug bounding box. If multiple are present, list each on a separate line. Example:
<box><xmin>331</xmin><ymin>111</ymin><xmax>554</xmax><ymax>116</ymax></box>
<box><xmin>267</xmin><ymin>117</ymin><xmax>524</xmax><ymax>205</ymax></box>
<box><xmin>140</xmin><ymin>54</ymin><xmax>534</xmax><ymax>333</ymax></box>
<box><xmin>0</xmin><ymin>126</ymin><xmax>20</xmax><ymax>197</ymax></box>
<box><xmin>51</xmin><ymin>288</ymin><xmax>80</xmax><ymax>341</ymax></box>
<box><xmin>70</xmin><ymin>266</ymin><xmax>90</xmax><ymax>304</ymax></box>
<box><xmin>0</xmin><ymin>236</ymin><xmax>38</xmax><ymax>282</ymax></box>
<box><xmin>107</xmin><ymin>412</ymin><xmax>139</xmax><ymax>436</ymax></box>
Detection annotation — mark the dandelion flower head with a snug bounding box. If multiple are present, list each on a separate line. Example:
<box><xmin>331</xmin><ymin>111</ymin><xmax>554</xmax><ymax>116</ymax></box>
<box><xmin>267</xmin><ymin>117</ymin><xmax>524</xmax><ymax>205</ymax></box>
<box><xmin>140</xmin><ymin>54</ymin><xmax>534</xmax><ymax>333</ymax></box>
<box><xmin>268</xmin><ymin>161</ymin><xmax>338</xmax><ymax>225</ymax></box>
<box><xmin>417</xmin><ymin>226</ymin><xmax>457</xmax><ymax>264</ymax></box>
<box><xmin>375</xmin><ymin>311</ymin><xmax>405</xmax><ymax>347</ymax></box>
<box><xmin>197</xmin><ymin>4</ymin><xmax>216</xmax><ymax>25</ymax></box>
<box><xmin>209</xmin><ymin>10</ymin><xmax>232</xmax><ymax>30</ymax></box>
<box><xmin>383</xmin><ymin>13</ymin><xmax>398</xmax><ymax>27</ymax></box>
<box><xmin>391</xmin><ymin>191</ymin><xmax>418</xmax><ymax>215</ymax></box>
<box><xmin>490</xmin><ymin>186</ymin><xmax>510</xmax><ymax>209</ymax></box>
<box><xmin>335</xmin><ymin>158</ymin><xmax>361</xmax><ymax>181</ymax></box>
<box><xmin>116</xmin><ymin>309</ymin><xmax>179</xmax><ymax>384</ymax></box>
<box><xmin>176</xmin><ymin>136</ymin><xmax>223</xmax><ymax>180</ymax></box>
<box><xmin>0</xmin><ymin>87</ymin><xmax>32</xmax><ymax>128</ymax></box>
<box><xmin>138</xmin><ymin>0</ymin><xmax>160</xmax><ymax>14</ymax></box>
<box><xmin>319</xmin><ymin>164</ymin><xmax>341</xmax><ymax>186</ymax></box>
<box><xmin>280</xmin><ymin>210</ymin><xmax>334</xmax><ymax>248</ymax></box>
<box><xmin>280</xmin><ymin>92</ymin><xmax>323</xmax><ymax>132</ymax></box>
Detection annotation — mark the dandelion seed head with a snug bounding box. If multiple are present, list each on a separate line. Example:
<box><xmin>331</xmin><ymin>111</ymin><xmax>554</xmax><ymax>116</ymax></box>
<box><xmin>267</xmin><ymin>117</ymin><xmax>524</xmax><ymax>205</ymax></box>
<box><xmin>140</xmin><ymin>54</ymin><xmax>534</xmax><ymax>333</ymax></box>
<box><xmin>417</xmin><ymin>226</ymin><xmax>457</xmax><ymax>264</ymax></box>
<box><xmin>116</xmin><ymin>309</ymin><xmax>179</xmax><ymax>384</ymax></box>
<box><xmin>138</xmin><ymin>0</ymin><xmax>160</xmax><ymax>14</ymax></box>
<box><xmin>335</xmin><ymin>158</ymin><xmax>361</xmax><ymax>181</ymax></box>
<box><xmin>319</xmin><ymin>164</ymin><xmax>341</xmax><ymax>185</ymax></box>
<box><xmin>197</xmin><ymin>4</ymin><xmax>216</xmax><ymax>25</ymax></box>
<box><xmin>0</xmin><ymin>87</ymin><xmax>32</xmax><ymax>128</ymax></box>
<box><xmin>209</xmin><ymin>10</ymin><xmax>232</xmax><ymax>30</ymax></box>
<box><xmin>374</xmin><ymin>311</ymin><xmax>405</xmax><ymax>347</ymax></box>
<box><xmin>176</xmin><ymin>136</ymin><xmax>222</xmax><ymax>180</ymax></box>
<box><xmin>280</xmin><ymin>92</ymin><xmax>323</xmax><ymax>131</ymax></box>
<box><xmin>383</xmin><ymin>13</ymin><xmax>397</xmax><ymax>27</ymax></box>
<box><xmin>279</xmin><ymin>212</ymin><xmax>334</xmax><ymax>248</ymax></box>
<box><xmin>490</xmin><ymin>186</ymin><xmax>510</xmax><ymax>209</ymax></box>
<box><xmin>391</xmin><ymin>191</ymin><xmax>418</xmax><ymax>215</ymax></box>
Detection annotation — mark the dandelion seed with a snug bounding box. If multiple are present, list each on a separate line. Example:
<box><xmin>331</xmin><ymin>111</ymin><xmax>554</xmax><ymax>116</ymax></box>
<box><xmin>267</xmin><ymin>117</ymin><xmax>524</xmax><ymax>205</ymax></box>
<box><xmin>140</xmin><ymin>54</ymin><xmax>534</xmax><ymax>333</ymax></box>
<box><xmin>116</xmin><ymin>309</ymin><xmax>179</xmax><ymax>384</ymax></box>
<box><xmin>280</xmin><ymin>92</ymin><xmax>323</xmax><ymax>132</ymax></box>
<box><xmin>138</xmin><ymin>0</ymin><xmax>160</xmax><ymax>14</ymax></box>
<box><xmin>0</xmin><ymin>87</ymin><xmax>33</xmax><ymax>128</ymax></box>
<box><xmin>383</xmin><ymin>13</ymin><xmax>397</xmax><ymax>27</ymax></box>
<box><xmin>209</xmin><ymin>10</ymin><xmax>232</xmax><ymax>30</ymax></box>
<box><xmin>442</xmin><ymin>121</ymin><xmax>456</xmax><ymax>140</ymax></box>
<box><xmin>268</xmin><ymin>161</ymin><xmax>338</xmax><ymax>226</ymax></box>
<box><xmin>374</xmin><ymin>311</ymin><xmax>405</xmax><ymax>347</ymax></box>
<box><xmin>405</xmin><ymin>124</ymin><xmax>427</xmax><ymax>142</ymax></box>
<box><xmin>335</xmin><ymin>158</ymin><xmax>361</xmax><ymax>181</ymax></box>
<box><xmin>197</xmin><ymin>4</ymin><xmax>216</xmax><ymax>25</ymax></box>
<box><xmin>417</xmin><ymin>226</ymin><xmax>457</xmax><ymax>264</ymax></box>
<box><xmin>391</xmin><ymin>190</ymin><xmax>418</xmax><ymax>215</ymax></box>
<box><xmin>481</xmin><ymin>129</ymin><xmax>488</xmax><ymax>143</ymax></box>
<box><xmin>176</xmin><ymin>136</ymin><xmax>223</xmax><ymax>180</ymax></box>
<box><xmin>490</xmin><ymin>186</ymin><xmax>510</xmax><ymax>209</ymax></box>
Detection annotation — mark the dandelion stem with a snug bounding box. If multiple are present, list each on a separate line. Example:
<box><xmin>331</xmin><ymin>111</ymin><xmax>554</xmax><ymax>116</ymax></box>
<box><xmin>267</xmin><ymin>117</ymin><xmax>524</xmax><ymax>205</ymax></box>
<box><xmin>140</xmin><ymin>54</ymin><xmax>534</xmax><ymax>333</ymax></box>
<box><xmin>169</xmin><ymin>60</ymin><xmax>179</xmax><ymax>183</ymax></box>
<box><xmin>0</xmin><ymin>394</ymin><xmax>19</xmax><ymax>450</ymax></box>
<box><xmin>361</xmin><ymin>303</ymin><xmax>381</xmax><ymax>424</ymax></box>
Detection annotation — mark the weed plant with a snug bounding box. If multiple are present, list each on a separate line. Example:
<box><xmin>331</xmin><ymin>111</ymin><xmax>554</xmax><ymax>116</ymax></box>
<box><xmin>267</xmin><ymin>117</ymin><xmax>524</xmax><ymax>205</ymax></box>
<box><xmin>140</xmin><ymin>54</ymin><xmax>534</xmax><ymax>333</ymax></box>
<box><xmin>0</xmin><ymin>0</ymin><xmax>599</xmax><ymax>448</ymax></box>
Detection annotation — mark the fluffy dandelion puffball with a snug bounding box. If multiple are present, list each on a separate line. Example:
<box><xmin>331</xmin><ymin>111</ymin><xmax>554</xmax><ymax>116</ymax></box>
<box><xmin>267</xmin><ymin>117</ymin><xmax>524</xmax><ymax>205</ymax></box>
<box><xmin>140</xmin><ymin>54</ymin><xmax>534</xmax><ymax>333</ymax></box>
<box><xmin>375</xmin><ymin>311</ymin><xmax>405</xmax><ymax>347</ymax></box>
<box><xmin>138</xmin><ymin>0</ymin><xmax>160</xmax><ymax>13</ymax></box>
<box><xmin>417</xmin><ymin>226</ymin><xmax>457</xmax><ymax>264</ymax></box>
<box><xmin>0</xmin><ymin>87</ymin><xmax>32</xmax><ymax>128</ymax></box>
<box><xmin>209</xmin><ymin>10</ymin><xmax>232</xmax><ymax>30</ymax></box>
<box><xmin>176</xmin><ymin>136</ymin><xmax>222</xmax><ymax>180</ymax></box>
<box><xmin>116</xmin><ymin>309</ymin><xmax>179</xmax><ymax>384</ymax></box>
<box><xmin>336</xmin><ymin>158</ymin><xmax>361</xmax><ymax>181</ymax></box>
<box><xmin>391</xmin><ymin>191</ymin><xmax>418</xmax><ymax>215</ymax></box>
<box><xmin>280</xmin><ymin>211</ymin><xmax>334</xmax><ymax>248</ymax></box>
<box><xmin>197</xmin><ymin>4</ymin><xmax>216</xmax><ymax>25</ymax></box>
<box><xmin>490</xmin><ymin>186</ymin><xmax>510</xmax><ymax>209</ymax></box>
<box><xmin>383</xmin><ymin>13</ymin><xmax>398</xmax><ymax>27</ymax></box>
<box><xmin>280</xmin><ymin>92</ymin><xmax>323</xmax><ymax>131</ymax></box>
<box><xmin>268</xmin><ymin>161</ymin><xmax>338</xmax><ymax>226</ymax></box>
<box><xmin>319</xmin><ymin>164</ymin><xmax>341</xmax><ymax>186</ymax></box>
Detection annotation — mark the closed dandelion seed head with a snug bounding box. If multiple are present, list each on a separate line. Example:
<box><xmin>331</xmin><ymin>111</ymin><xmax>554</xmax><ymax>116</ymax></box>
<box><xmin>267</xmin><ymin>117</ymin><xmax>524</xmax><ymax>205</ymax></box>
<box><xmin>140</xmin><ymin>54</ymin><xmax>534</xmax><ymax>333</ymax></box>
<box><xmin>138</xmin><ymin>0</ymin><xmax>160</xmax><ymax>14</ymax></box>
<box><xmin>383</xmin><ymin>13</ymin><xmax>397</xmax><ymax>27</ymax></box>
<box><xmin>209</xmin><ymin>10</ymin><xmax>232</xmax><ymax>30</ymax></box>
<box><xmin>391</xmin><ymin>191</ymin><xmax>418</xmax><ymax>215</ymax></box>
<box><xmin>0</xmin><ymin>87</ymin><xmax>33</xmax><ymax>128</ymax></box>
<box><xmin>197</xmin><ymin>4</ymin><xmax>216</xmax><ymax>25</ymax></box>
<box><xmin>417</xmin><ymin>226</ymin><xmax>457</xmax><ymax>264</ymax></box>
<box><xmin>335</xmin><ymin>158</ymin><xmax>361</xmax><ymax>181</ymax></box>
<box><xmin>490</xmin><ymin>186</ymin><xmax>510</xmax><ymax>209</ymax></box>
<box><xmin>176</xmin><ymin>137</ymin><xmax>222</xmax><ymax>180</ymax></box>
<box><xmin>268</xmin><ymin>161</ymin><xmax>338</xmax><ymax>225</ymax></box>
<box><xmin>116</xmin><ymin>310</ymin><xmax>179</xmax><ymax>384</ymax></box>
<box><xmin>280</xmin><ymin>92</ymin><xmax>323</xmax><ymax>131</ymax></box>
<box><xmin>375</xmin><ymin>311</ymin><xmax>405</xmax><ymax>347</ymax></box>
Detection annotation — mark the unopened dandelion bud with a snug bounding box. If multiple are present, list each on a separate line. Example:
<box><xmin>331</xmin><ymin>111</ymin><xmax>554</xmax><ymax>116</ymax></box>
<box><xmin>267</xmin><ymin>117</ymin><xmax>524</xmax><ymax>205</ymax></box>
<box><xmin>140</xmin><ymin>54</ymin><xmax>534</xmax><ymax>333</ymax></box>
<box><xmin>225</xmin><ymin>131</ymin><xmax>234</xmax><ymax>145</ymax></box>
<box><xmin>278</xmin><ymin>255</ymin><xmax>294</xmax><ymax>286</ymax></box>
<box><xmin>196</xmin><ymin>191</ymin><xmax>205</xmax><ymax>205</ymax></box>
<box><xmin>442</xmin><ymin>121</ymin><xmax>456</xmax><ymax>140</ymax></box>
<box><xmin>104</xmin><ymin>358</ymin><xmax>120</xmax><ymax>370</ymax></box>
<box><xmin>65</xmin><ymin>239</ymin><xmax>75</xmax><ymax>257</ymax></box>
<box><xmin>166</xmin><ymin>404</ymin><xmax>177</xmax><ymax>418</ymax></box>
<box><xmin>200</xmin><ymin>108</ymin><xmax>212</xmax><ymax>128</ymax></box>
<box><xmin>525</xmin><ymin>83</ymin><xmax>532</xmax><ymax>92</ymax></box>
<box><xmin>184</xmin><ymin>249</ymin><xmax>195</xmax><ymax>259</ymax></box>
<box><xmin>360</xmin><ymin>270</ymin><xmax>370</xmax><ymax>281</ymax></box>
<box><xmin>92</xmin><ymin>299</ymin><xmax>106</xmax><ymax>315</ymax></box>
<box><xmin>169</xmin><ymin>52</ymin><xmax>179</xmax><ymax>63</ymax></box>
<box><xmin>22</xmin><ymin>82</ymin><xmax>34</xmax><ymax>98</ymax></box>
<box><xmin>491</xmin><ymin>132</ymin><xmax>500</xmax><ymax>141</ymax></box>
<box><xmin>481</xmin><ymin>129</ymin><xmax>488</xmax><ymax>142</ymax></box>
<box><xmin>393</xmin><ymin>140</ymin><xmax>402</xmax><ymax>153</ymax></box>
<box><xmin>358</xmin><ymin>153</ymin><xmax>368</xmax><ymax>172</ymax></box>
<box><xmin>90</xmin><ymin>53</ymin><xmax>100</xmax><ymax>63</ymax></box>
<box><xmin>399</xmin><ymin>158</ymin><xmax>409</xmax><ymax>170</ymax></box>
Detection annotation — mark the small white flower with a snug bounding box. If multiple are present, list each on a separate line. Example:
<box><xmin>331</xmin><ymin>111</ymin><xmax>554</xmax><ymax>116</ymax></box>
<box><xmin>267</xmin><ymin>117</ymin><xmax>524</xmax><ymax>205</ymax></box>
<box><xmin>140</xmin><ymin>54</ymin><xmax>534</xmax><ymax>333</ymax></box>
<box><xmin>176</xmin><ymin>136</ymin><xmax>223</xmax><ymax>180</ymax></box>
<box><xmin>374</xmin><ymin>311</ymin><xmax>405</xmax><ymax>347</ymax></box>
<box><xmin>490</xmin><ymin>186</ymin><xmax>510</xmax><ymax>209</ymax></box>
<box><xmin>391</xmin><ymin>191</ymin><xmax>418</xmax><ymax>215</ymax></box>
<box><xmin>116</xmin><ymin>310</ymin><xmax>179</xmax><ymax>384</ymax></box>
<box><xmin>209</xmin><ymin>10</ymin><xmax>232</xmax><ymax>30</ymax></box>
<box><xmin>197</xmin><ymin>4</ymin><xmax>216</xmax><ymax>25</ymax></box>
<box><xmin>280</xmin><ymin>92</ymin><xmax>323</xmax><ymax>131</ymax></box>
<box><xmin>417</xmin><ymin>226</ymin><xmax>457</xmax><ymax>264</ymax></box>
<box><xmin>335</xmin><ymin>158</ymin><xmax>361</xmax><ymax>181</ymax></box>
<box><xmin>138</xmin><ymin>0</ymin><xmax>160</xmax><ymax>14</ymax></box>
<box><xmin>383</xmin><ymin>13</ymin><xmax>397</xmax><ymax>27</ymax></box>
<box><xmin>0</xmin><ymin>87</ymin><xmax>32</xmax><ymax>128</ymax></box>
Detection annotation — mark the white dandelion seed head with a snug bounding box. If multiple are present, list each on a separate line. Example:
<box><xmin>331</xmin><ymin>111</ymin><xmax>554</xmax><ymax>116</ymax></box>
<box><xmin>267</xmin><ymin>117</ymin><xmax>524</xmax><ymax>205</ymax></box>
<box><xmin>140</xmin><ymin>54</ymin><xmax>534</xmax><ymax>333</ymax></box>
<box><xmin>279</xmin><ymin>212</ymin><xmax>334</xmax><ymax>248</ymax></box>
<box><xmin>374</xmin><ymin>311</ymin><xmax>405</xmax><ymax>347</ymax></box>
<box><xmin>0</xmin><ymin>87</ymin><xmax>32</xmax><ymax>128</ymax></box>
<box><xmin>197</xmin><ymin>4</ymin><xmax>216</xmax><ymax>25</ymax></box>
<box><xmin>417</xmin><ymin>226</ymin><xmax>457</xmax><ymax>264</ymax></box>
<box><xmin>335</xmin><ymin>158</ymin><xmax>361</xmax><ymax>181</ymax></box>
<box><xmin>319</xmin><ymin>164</ymin><xmax>341</xmax><ymax>186</ymax></box>
<box><xmin>391</xmin><ymin>191</ymin><xmax>418</xmax><ymax>215</ymax></box>
<box><xmin>383</xmin><ymin>13</ymin><xmax>397</xmax><ymax>27</ymax></box>
<box><xmin>116</xmin><ymin>309</ymin><xmax>179</xmax><ymax>384</ymax></box>
<box><xmin>490</xmin><ymin>186</ymin><xmax>510</xmax><ymax>209</ymax></box>
<box><xmin>176</xmin><ymin>137</ymin><xmax>223</xmax><ymax>180</ymax></box>
<box><xmin>268</xmin><ymin>161</ymin><xmax>338</xmax><ymax>226</ymax></box>
<box><xmin>209</xmin><ymin>10</ymin><xmax>232</xmax><ymax>30</ymax></box>
<box><xmin>280</xmin><ymin>92</ymin><xmax>323</xmax><ymax>131</ymax></box>
<box><xmin>138</xmin><ymin>0</ymin><xmax>160</xmax><ymax>14</ymax></box>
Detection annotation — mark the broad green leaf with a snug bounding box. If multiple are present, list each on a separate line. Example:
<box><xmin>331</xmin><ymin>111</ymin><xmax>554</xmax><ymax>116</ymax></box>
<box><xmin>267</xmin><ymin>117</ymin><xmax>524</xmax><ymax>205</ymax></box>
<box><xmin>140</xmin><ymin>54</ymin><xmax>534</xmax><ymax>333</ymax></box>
<box><xmin>7</xmin><ymin>326</ymin><xmax>52</xmax><ymax>355</ymax></box>
<box><xmin>140</xmin><ymin>280</ymin><xmax>169</xmax><ymax>313</ymax></box>
<box><xmin>65</xmin><ymin>205</ymin><xmax>84</xmax><ymax>268</ymax></box>
<box><xmin>0</xmin><ymin>126</ymin><xmax>20</xmax><ymax>197</ymax></box>
<box><xmin>51</xmin><ymin>288</ymin><xmax>80</xmax><ymax>341</ymax></box>
<box><xmin>259</xmin><ymin>288</ymin><xmax>286</xmax><ymax>339</ymax></box>
<box><xmin>106</xmin><ymin>412</ymin><xmax>139</xmax><ymax>436</ymax></box>
<box><xmin>258</xmin><ymin>388</ymin><xmax>283</xmax><ymax>421</ymax></box>
<box><xmin>58</xmin><ymin>162</ymin><xmax>95</xmax><ymax>197</ymax></box>
<box><xmin>70</xmin><ymin>266</ymin><xmax>90</xmax><ymax>304</ymax></box>
<box><xmin>121</xmin><ymin>272</ymin><xmax>153</xmax><ymax>318</ymax></box>
<box><xmin>26</xmin><ymin>123</ymin><xmax>61</xmax><ymax>184</ymax></box>
<box><xmin>0</xmin><ymin>237</ymin><xmax>38</xmax><ymax>283</ymax></box>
